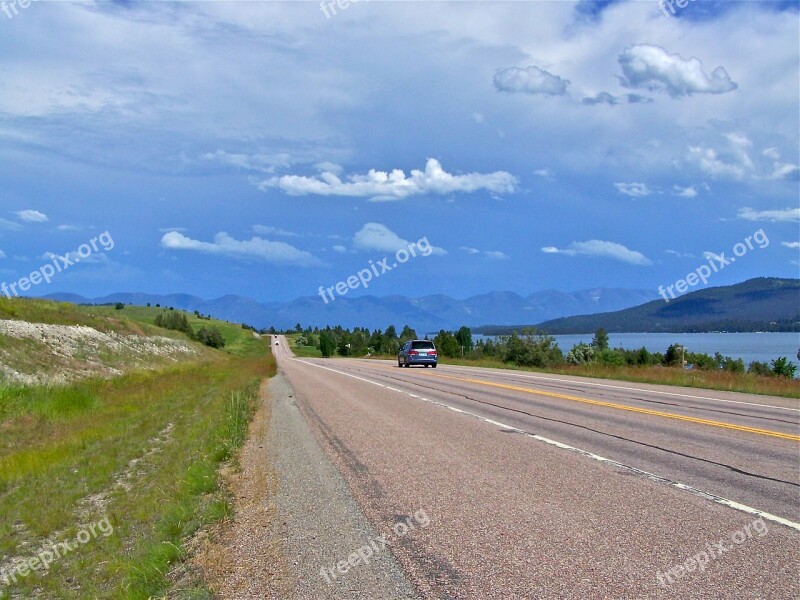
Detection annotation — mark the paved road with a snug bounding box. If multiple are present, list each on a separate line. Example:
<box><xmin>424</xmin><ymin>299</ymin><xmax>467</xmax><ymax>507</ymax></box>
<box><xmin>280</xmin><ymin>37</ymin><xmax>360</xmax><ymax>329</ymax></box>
<box><xmin>272</xmin><ymin>336</ymin><xmax>800</xmax><ymax>599</ymax></box>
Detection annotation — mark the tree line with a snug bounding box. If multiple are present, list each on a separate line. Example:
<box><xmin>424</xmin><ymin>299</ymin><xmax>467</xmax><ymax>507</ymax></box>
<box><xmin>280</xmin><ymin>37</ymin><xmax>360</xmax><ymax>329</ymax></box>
<box><xmin>287</xmin><ymin>323</ymin><xmax>797</xmax><ymax>378</ymax></box>
<box><xmin>153</xmin><ymin>310</ymin><xmax>226</xmax><ymax>349</ymax></box>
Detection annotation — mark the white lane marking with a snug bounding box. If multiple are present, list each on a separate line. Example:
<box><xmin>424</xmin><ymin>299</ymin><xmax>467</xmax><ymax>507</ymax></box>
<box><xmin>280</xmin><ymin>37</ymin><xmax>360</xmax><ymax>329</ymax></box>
<box><xmin>294</xmin><ymin>358</ymin><xmax>800</xmax><ymax>533</ymax></box>
<box><xmin>434</xmin><ymin>365</ymin><xmax>800</xmax><ymax>413</ymax></box>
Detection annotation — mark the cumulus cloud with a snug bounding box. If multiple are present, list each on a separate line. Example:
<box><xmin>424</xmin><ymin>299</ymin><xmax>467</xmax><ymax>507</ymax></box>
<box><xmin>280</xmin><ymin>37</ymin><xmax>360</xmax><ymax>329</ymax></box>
<box><xmin>260</xmin><ymin>158</ymin><xmax>517</xmax><ymax>201</ymax></box>
<box><xmin>688</xmin><ymin>145</ymin><xmax>749</xmax><ymax>180</ymax></box>
<box><xmin>618</xmin><ymin>44</ymin><xmax>738</xmax><ymax>98</ymax></box>
<box><xmin>533</xmin><ymin>168</ymin><xmax>553</xmax><ymax>178</ymax></box>
<box><xmin>673</xmin><ymin>185</ymin><xmax>698</xmax><ymax>198</ymax></box>
<box><xmin>459</xmin><ymin>246</ymin><xmax>508</xmax><ymax>259</ymax></box>
<box><xmin>332</xmin><ymin>244</ymin><xmax>347</xmax><ymax>254</ymax></box>
<box><xmin>160</xmin><ymin>231</ymin><xmax>322</xmax><ymax>266</ymax></box>
<box><xmin>494</xmin><ymin>66</ymin><xmax>570</xmax><ymax>96</ymax></box>
<box><xmin>615</xmin><ymin>182</ymin><xmax>652</xmax><ymax>197</ymax></box>
<box><xmin>781</xmin><ymin>242</ymin><xmax>800</xmax><ymax>249</ymax></box>
<box><xmin>15</xmin><ymin>209</ymin><xmax>48</xmax><ymax>223</ymax></box>
<box><xmin>688</xmin><ymin>134</ymin><xmax>798</xmax><ymax>181</ymax></box>
<box><xmin>737</xmin><ymin>207</ymin><xmax>800</xmax><ymax>223</ymax></box>
<box><xmin>353</xmin><ymin>223</ymin><xmax>446</xmax><ymax>255</ymax></box>
<box><xmin>541</xmin><ymin>240</ymin><xmax>652</xmax><ymax>265</ymax></box>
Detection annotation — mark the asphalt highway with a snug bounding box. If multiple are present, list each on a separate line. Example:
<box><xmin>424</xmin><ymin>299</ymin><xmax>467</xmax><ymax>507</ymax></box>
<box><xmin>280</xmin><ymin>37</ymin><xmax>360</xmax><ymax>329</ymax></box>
<box><xmin>273</xmin><ymin>336</ymin><xmax>800</xmax><ymax>599</ymax></box>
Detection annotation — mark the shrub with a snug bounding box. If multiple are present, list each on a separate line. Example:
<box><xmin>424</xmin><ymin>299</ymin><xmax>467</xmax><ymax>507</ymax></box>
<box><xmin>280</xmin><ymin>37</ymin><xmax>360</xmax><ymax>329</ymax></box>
<box><xmin>566</xmin><ymin>342</ymin><xmax>594</xmax><ymax>365</ymax></box>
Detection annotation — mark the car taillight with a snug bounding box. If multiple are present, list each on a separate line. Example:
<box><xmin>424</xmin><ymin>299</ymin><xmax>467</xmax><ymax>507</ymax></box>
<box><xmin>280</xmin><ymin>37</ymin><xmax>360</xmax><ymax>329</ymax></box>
<box><xmin>429</xmin><ymin>351</ymin><xmax>437</xmax><ymax>355</ymax></box>
<box><xmin>408</xmin><ymin>350</ymin><xmax>418</xmax><ymax>355</ymax></box>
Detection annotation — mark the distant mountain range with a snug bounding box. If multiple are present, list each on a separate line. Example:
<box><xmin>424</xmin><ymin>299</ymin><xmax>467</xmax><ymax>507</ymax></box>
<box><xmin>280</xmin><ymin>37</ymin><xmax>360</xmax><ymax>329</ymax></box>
<box><xmin>42</xmin><ymin>287</ymin><xmax>658</xmax><ymax>332</ymax></box>
<box><xmin>479</xmin><ymin>278</ymin><xmax>799</xmax><ymax>334</ymax></box>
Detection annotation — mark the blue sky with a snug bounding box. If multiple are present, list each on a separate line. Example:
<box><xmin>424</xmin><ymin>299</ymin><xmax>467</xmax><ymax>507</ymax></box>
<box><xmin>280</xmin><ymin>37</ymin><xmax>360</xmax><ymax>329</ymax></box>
<box><xmin>0</xmin><ymin>0</ymin><xmax>798</xmax><ymax>302</ymax></box>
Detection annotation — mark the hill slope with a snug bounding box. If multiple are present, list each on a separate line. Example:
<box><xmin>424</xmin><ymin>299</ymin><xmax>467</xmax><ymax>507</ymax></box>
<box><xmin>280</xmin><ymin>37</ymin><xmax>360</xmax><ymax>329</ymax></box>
<box><xmin>526</xmin><ymin>278</ymin><xmax>800</xmax><ymax>334</ymax></box>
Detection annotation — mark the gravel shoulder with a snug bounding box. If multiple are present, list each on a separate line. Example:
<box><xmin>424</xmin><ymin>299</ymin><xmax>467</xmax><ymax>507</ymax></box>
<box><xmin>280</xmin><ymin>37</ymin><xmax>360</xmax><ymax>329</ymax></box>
<box><xmin>196</xmin><ymin>361</ymin><xmax>418</xmax><ymax>599</ymax></box>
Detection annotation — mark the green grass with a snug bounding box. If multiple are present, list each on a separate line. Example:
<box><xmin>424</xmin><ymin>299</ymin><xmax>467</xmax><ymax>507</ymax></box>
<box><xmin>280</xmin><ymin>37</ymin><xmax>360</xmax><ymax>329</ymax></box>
<box><xmin>77</xmin><ymin>304</ymin><xmax>266</xmax><ymax>358</ymax></box>
<box><xmin>0</xmin><ymin>299</ymin><xmax>277</xmax><ymax>598</ymax></box>
<box><xmin>0</xmin><ymin>297</ymin><xmax>147</xmax><ymax>335</ymax></box>
<box><xmin>285</xmin><ymin>334</ymin><xmax>322</xmax><ymax>357</ymax></box>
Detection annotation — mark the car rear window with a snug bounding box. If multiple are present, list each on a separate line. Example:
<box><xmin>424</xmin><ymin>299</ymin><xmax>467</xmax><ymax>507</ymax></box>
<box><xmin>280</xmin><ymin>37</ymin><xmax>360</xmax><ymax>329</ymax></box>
<box><xmin>411</xmin><ymin>341</ymin><xmax>435</xmax><ymax>350</ymax></box>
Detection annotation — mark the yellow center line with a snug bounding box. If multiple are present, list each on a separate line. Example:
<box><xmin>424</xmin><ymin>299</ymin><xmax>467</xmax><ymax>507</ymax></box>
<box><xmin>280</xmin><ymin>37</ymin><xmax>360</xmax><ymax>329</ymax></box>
<box><xmin>411</xmin><ymin>370</ymin><xmax>800</xmax><ymax>442</ymax></box>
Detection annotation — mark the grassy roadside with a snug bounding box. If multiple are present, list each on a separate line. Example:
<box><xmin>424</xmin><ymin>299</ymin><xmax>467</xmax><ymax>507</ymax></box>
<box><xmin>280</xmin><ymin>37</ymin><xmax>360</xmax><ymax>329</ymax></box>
<box><xmin>284</xmin><ymin>334</ymin><xmax>321</xmax><ymax>358</ymax></box>
<box><xmin>0</xmin><ymin>301</ymin><xmax>276</xmax><ymax>599</ymax></box>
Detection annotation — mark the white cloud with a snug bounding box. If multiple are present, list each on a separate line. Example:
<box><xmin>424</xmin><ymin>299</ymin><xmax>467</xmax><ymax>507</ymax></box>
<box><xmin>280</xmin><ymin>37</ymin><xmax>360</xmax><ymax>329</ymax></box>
<box><xmin>688</xmin><ymin>134</ymin><xmax>797</xmax><ymax>181</ymax></box>
<box><xmin>158</xmin><ymin>227</ymin><xmax>187</xmax><ymax>233</ymax></box>
<box><xmin>15</xmin><ymin>209</ymin><xmax>48</xmax><ymax>223</ymax></box>
<box><xmin>673</xmin><ymin>185</ymin><xmax>698</xmax><ymax>198</ymax></box>
<box><xmin>252</xmin><ymin>224</ymin><xmax>299</xmax><ymax>237</ymax></box>
<box><xmin>615</xmin><ymin>182</ymin><xmax>652</xmax><ymax>197</ymax></box>
<box><xmin>353</xmin><ymin>223</ymin><xmax>446</xmax><ymax>255</ymax></box>
<box><xmin>203</xmin><ymin>149</ymin><xmax>294</xmax><ymax>174</ymax></box>
<box><xmin>459</xmin><ymin>246</ymin><xmax>508</xmax><ymax>259</ymax></box>
<box><xmin>541</xmin><ymin>240</ymin><xmax>652</xmax><ymax>265</ymax></box>
<box><xmin>781</xmin><ymin>242</ymin><xmax>800</xmax><ymax>249</ymax></box>
<box><xmin>767</xmin><ymin>161</ymin><xmax>800</xmax><ymax>181</ymax></box>
<box><xmin>57</xmin><ymin>224</ymin><xmax>82</xmax><ymax>231</ymax></box>
<box><xmin>737</xmin><ymin>207</ymin><xmax>800</xmax><ymax>223</ymax></box>
<box><xmin>666</xmin><ymin>249</ymin><xmax>695</xmax><ymax>259</ymax></box>
<box><xmin>534</xmin><ymin>168</ymin><xmax>552</xmax><ymax>178</ymax></box>
<box><xmin>0</xmin><ymin>250</ymin><xmax>6</xmax><ymax>259</ymax></box>
<box><xmin>160</xmin><ymin>231</ymin><xmax>322</xmax><ymax>266</ymax></box>
<box><xmin>332</xmin><ymin>244</ymin><xmax>347</xmax><ymax>254</ymax></box>
<box><xmin>688</xmin><ymin>145</ymin><xmax>748</xmax><ymax>180</ymax></box>
<box><xmin>260</xmin><ymin>158</ymin><xmax>517</xmax><ymax>201</ymax></box>
<box><xmin>315</xmin><ymin>162</ymin><xmax>343</xmax><ymax>175</ymax></box>
<box><xmin>0</xmin><ymin>219</ymin><xmax>22</xmax><ymax>231</ymax></box>
<box><xmin>618</xmin><ymin>44</ymin><xmax>738</xmax><ymax>98</ymax></box>
<box><xmin>493</xmin><ymin>65</ymin><xmax>570</xmax><ymax>96</ymax></box>
<box><xmin>472</xmin><ymin>112</ymin><xmax>485</xmax><ymax>124</ymax></box>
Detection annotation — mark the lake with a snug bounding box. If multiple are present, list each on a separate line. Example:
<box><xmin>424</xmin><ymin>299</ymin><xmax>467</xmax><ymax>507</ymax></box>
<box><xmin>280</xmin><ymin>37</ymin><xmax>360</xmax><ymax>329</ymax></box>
<box><xmin>473</xmin><ymin>332</ymin><xmax>800</xmax><ymax>368</ymax></box>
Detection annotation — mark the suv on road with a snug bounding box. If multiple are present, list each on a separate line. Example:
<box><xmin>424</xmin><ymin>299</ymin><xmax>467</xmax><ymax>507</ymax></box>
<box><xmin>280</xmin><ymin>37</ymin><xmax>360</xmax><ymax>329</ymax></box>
<box><xmin>398</xmin><ymin>340</ymin><xmax>438</xmax><ymax>368</ymax></box>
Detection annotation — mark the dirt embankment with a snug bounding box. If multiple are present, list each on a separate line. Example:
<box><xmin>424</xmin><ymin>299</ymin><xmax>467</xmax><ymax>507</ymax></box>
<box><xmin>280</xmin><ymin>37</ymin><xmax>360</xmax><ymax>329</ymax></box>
<box><xmin>0</xmin><ymin>319</ymin><xmax>196</xmax><ymax>385</ymax></box>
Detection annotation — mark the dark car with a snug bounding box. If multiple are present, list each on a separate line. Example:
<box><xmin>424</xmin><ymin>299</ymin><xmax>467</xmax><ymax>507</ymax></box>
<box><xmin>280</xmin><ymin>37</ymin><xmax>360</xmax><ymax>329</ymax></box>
<box><xmin>398</xmin><ymin>339</ymin><xmax>438</xmax><ymax>368</ymax></box>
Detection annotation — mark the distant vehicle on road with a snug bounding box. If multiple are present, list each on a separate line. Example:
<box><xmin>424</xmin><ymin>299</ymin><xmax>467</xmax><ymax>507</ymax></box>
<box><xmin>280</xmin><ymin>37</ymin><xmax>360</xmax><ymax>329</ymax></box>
<box><xmin>398</xmin><ymin>340</ymin><xmax>438</xmax><ymax>368</ymax></box>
